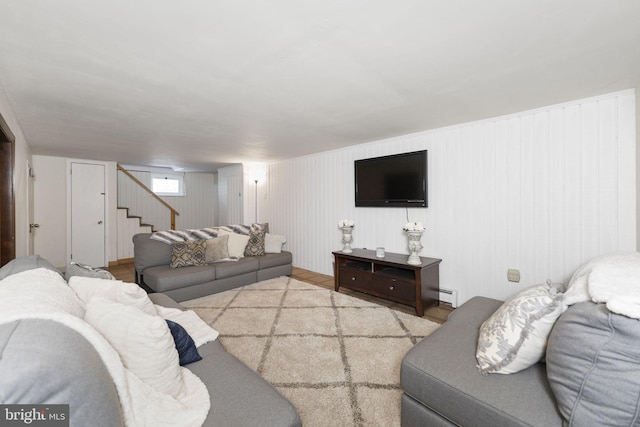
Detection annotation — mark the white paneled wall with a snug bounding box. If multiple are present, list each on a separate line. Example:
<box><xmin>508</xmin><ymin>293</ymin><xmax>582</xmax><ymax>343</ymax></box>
<box><xmin>262</xmin><ymin>90</ymin><xmax>636</xmax><ymax>305</ymax></box>
<box><xmin>163</xmin><ymin>173</ymin><xmax>217</xmax><ymax>229</ymax></box>
<box><xmin>117</xmin><ymin>169</ymin><xmax>217</xmax><ymax>230</ymax></box>
<box><xmin>118</xmin><ymin>170</ymin><xmax>172</xmax><ymax>231</ymax></box>
<box><xmin>116</xmin><ymin>168</ymin><xmax>217</xmax><ymax>260</ymax></box>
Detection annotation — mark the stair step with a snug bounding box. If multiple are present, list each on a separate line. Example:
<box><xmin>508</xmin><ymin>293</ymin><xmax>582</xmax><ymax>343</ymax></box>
<box><xmin>117</xmin><ymin>207</ymin><xmax>155</xmax><ymax>232</ymax></box>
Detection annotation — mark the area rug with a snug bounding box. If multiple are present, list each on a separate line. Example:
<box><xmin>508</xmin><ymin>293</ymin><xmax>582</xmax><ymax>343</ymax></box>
<box><xmin>182</xmin><ymin>276</ymin><xmax>440</xmax><ymax>427</ymax></box>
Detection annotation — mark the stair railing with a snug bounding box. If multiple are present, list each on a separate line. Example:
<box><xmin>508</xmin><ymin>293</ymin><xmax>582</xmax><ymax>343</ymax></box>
<box><xmin>117</xmin><ymin>164</ymin><xmax>179</xmax><ymax>230</ymax></box>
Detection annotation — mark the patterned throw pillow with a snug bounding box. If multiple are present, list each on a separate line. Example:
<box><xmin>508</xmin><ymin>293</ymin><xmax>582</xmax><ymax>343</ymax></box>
<box><xmin>476</xmin><ymin>281</ymin><xmax>565</xmax><ymax>374</ymax></box>
<box><xmin>170</xmin><ymin>240</ymin><xmax>206</xmax><ymax>268</ymax></box>
<box><xmin>244</xmin><ymin>229</ymin><xmax>266</xmax><ymax>257</ymax></box>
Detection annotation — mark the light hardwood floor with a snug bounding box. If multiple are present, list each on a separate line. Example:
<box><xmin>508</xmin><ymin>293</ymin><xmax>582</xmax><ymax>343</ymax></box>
<box><xmin>106</xmin><ymin>262</ymin><xmax>453</xmax><ymax>324</ymax></box>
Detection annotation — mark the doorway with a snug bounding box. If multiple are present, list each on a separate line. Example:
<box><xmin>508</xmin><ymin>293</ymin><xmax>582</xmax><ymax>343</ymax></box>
<box><xmin>70</xmin><ymin>162</ymin><xmax>106</xmax><ymax>267</ymax></box>
<box><xmin>0</xmin><ymin>113</ymin><xmax>15</xmax><ymax>267</ymax></box>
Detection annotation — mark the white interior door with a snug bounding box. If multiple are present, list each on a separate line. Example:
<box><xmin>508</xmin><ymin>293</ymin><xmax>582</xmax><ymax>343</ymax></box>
<box><xmin>71</xmin><ymin>162</ymin><xmax>106</xmax><ymax>266</ymax></box>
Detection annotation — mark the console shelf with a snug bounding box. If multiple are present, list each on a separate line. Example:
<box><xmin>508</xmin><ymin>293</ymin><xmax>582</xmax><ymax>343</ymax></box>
<box><xmin>332</xmin><ymin>248</ymin><xmax>442</xmax><ymax>316</ymax></box>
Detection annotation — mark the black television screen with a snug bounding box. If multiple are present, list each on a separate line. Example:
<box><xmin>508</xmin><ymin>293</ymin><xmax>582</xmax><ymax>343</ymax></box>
<box><xmin>354</xmin><ymin>150</ymin><xmax>428</xmax><ymax>207</ymax></box>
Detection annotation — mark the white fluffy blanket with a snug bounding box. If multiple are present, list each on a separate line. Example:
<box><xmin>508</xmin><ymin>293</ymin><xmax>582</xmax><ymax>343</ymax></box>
<box><xmin>564</xmin><ymin>252</ymin><xmax>640</xmax><ymax>319</ymax></box>
<box><xmin>0</xmin><ymin>268</ymin><xmax>218</xmax><ymax>427</ymax></box>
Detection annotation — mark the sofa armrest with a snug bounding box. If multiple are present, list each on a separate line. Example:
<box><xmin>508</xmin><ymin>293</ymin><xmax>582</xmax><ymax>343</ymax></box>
<box><xmin>0</xmin><ymin>320</ymin><xmax>124</xmax><ymax>427</ymax></box>
<box><xmin>148</xmin><ymin>292</ymin><xmax>185</xmax><ymax>310</ymax></box>
<box><xmin>133</xmin><ymin>233</ymin><xmax>172</xmax><ymax>274</ymax></box>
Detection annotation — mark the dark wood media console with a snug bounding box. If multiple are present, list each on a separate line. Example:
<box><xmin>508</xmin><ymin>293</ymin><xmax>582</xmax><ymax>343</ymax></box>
<box><xmin>332</xmin><ymin>248</ymin><xmax>442</xmax><ymax>316</ymax></box>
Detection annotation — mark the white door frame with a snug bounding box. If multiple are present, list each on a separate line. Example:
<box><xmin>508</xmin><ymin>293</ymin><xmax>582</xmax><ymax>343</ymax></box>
<box><xmin>26</xmin><ymin>159</ymin><xmax>35</xmax><ymax>255</ymax></box>
<box><xmin>66</xmin><ymin>159</ymin><xmax>110</xmax><ymax>266</ymax></box>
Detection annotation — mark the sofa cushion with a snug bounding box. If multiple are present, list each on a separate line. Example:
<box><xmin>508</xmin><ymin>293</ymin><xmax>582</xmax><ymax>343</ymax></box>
<box><xmin>476</xmin><ymin>282</ymin><xmax>565</xmax><ymax>374</ymax></box>
<box><xmin>143</xmin><ymin>265</ymin><xmax>216</xmax><ymax>292</ymax></box>
<box><xmin>171</xmin><ymin>240</ymin><xmax>207</xmax><ymax>268</ymax></box>
<box><xmin>546</xmin><ymin>301</ymin><xmax>640</xmax><ymax>426</ymax></box>
<box><xmin>215</xmin><ymin>257</ymin><xmax>260</xmax><ymax>279</ymax></box>
<box><xmin>188</xmin><ymin>340</ymin><xmax>301</xmax><ymax>427</ymax></box>
<box><xmin>401</xmin><ymin>296</ymin><xmax>562</xmax><ymax>427</ymax></box>
<box><xmin>0</xmin><ymin>254</ymin><xmax>62</xmax><ymax>280</ymax></box>
<box><xmin>259</xmin><ymin>251</ymin><xmax>293</xmax><ymax>269</ymax></box>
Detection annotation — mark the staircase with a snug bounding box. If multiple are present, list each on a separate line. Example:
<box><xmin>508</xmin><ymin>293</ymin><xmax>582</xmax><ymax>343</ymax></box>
<box><xmin>116</xmin><ymin>207</ymin><xmax>154</xmax><ymax>260</ymax></box>
<box><xmin>115</xmin><ymin>164</ymin><xmax>180</xmax><ymax>263</ymax></box>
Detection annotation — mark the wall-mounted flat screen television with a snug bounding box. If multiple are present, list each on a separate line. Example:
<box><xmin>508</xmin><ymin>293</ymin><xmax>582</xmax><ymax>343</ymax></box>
<box><xmin>354</xmin><ymin>150</ymin><xmax>428</xmax><ymax>207</ymax></box>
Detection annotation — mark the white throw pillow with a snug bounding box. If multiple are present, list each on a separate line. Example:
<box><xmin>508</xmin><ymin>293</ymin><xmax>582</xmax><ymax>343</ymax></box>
<box><xmin>218</xmin><ymin>230</ymin><xmax>249</xmax><ymax>258</ymax></box>
<box><xmin>476</xmin><ymin>282</ymin><xmax>565</xmax><ymax>374</ymax></box>
<box><xmin>69</xmin><ymin>276</ymin><xmax>157</xmax><ymax>315</ymax></box>
<box><xmin>84</xmin><ymin>297</ymin><xmax>186</xmax><ymax>398</ymax></box>
<box><xmin>264</xmin><ymin>233</ymin><xmax>287</xmax><ymax>253</ymax></box>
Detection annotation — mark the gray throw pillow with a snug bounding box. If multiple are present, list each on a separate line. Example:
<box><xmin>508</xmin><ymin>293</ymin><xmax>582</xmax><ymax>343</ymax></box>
<box><xmin>546</xmin><ymin>301</ymin><xmax>640</xmax><ymax>426</ymax></box>
<box><xmin>205</xmin><ymin>235</ymin><xmax>229</xmax><ymax>262</ymax></box>
<box><xmin>65</xmin><ymin>262</ymin><xmax>115</xmax><ymax>281</ymax></box>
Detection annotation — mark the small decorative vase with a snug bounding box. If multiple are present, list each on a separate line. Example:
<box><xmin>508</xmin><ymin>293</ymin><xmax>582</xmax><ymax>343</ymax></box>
<box><xmin>406</xmin><ymin>230</ymin><xmax>423</xmax><ymax>265</ymax></box>
<box><xmin>341</xmin><ymin>226</ymin><xmax>354</xmax><ymax>253</ymax></box>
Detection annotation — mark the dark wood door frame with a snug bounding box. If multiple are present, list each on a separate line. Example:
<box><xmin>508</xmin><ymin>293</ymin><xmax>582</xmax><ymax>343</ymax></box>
<box><xmin>0</xmin><ymin>112</ymin><xmax>16</xmax><ymax>267</ymax></box>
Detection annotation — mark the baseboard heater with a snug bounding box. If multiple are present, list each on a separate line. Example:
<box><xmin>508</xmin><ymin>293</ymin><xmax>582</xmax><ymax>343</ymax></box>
<box><xmin>439</xmin><ymin>288</ymin><xmax>458</xmax><ymax>308</ymax></box>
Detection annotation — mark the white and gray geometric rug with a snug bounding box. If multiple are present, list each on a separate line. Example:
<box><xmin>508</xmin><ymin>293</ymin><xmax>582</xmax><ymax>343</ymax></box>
<box><xmin>182</xmin><ymin>276</ymin><xmax>440</xmax><ymax>427</ymax></box>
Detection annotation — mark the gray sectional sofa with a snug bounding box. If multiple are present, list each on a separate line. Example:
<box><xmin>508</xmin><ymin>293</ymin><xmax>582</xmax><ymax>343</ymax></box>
<box><xmin>0</xmin><ymin>255</ymin><xmax>301</xmax><ymax>427</ymax></box>
<box><xmin>401</xmin><ymin>296</ymin><xmax>563</xmax><ymax>426</ymax></box>
<box><xmin>133</xmin><ymin>232</ymin><xmax>292</xmax><ymax>302</ymax></box>
<box><xmin>401</xmin><ymin>295</ymin><xmax>640</xmax><ymax>426</ymax></box>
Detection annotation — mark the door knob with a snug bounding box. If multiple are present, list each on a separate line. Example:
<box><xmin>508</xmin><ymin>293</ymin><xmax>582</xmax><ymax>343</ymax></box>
<box><xmin>98</xmin><ymin>221</ymin><xmax>103</xmax><ymax>224</ymax></box>
<box><xmin>29</xmin><ymin>223</ymin><xmax>40</xmax><ymax>230</ymax></box>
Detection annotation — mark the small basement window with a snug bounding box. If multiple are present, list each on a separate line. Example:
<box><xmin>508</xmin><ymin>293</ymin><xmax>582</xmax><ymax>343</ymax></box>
<box><xmin>151</xmin><ymin>173</ymin><xmax>185</xmax><ymax>196</ymax></box>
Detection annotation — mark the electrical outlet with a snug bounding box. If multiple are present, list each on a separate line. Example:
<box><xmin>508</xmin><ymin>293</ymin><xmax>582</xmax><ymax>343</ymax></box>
<box><xmin>507</xmin><ymin>269</ymin><xmax>520</xmax><ymax>283</ymax></box>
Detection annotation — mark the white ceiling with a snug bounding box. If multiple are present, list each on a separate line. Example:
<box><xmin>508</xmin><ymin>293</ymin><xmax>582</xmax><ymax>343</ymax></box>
<box><xmin>0</xmin><ymin>1</ymin><xmax>639</xmax><ymax>171</ymax></box>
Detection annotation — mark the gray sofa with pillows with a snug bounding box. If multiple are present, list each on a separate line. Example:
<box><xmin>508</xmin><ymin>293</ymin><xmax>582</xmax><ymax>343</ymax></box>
<box><xmin>401</xmin><ymin>252</ymin><xmax>640</xmax><ymax>427</ymax></box>
<box><xmin>133</xmin><ymin>225</ymin><xmax>292</xmax><ymax>302</ymax></box>
<box><xmin>0</xmin><ymin>255</ymin><xmax>301</xmax><ymax>427</ymax></box>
